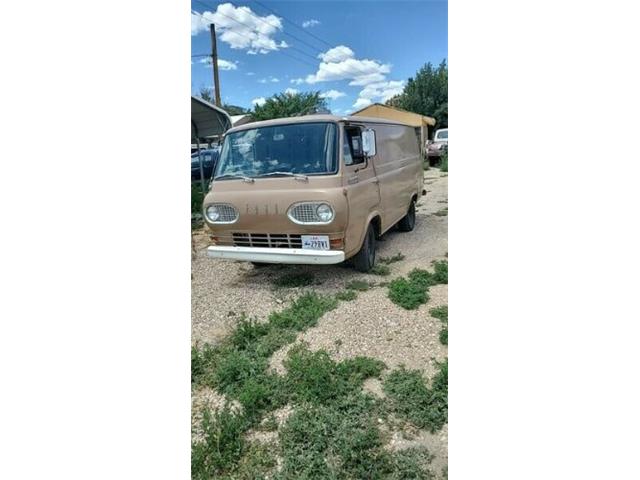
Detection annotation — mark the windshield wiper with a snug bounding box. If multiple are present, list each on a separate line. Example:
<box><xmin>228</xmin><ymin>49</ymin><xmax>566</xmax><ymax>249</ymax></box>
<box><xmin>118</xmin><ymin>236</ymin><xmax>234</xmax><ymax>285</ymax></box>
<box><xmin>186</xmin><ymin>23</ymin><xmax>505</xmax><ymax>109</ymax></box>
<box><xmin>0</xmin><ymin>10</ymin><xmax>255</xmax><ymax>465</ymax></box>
<box><xmin>256</xmin><ymin>171</ymin><xmax>308</xmax><ymax>181</ymax></box>
<box><xmin>214</xmin><ymin>174</ymin><xmax>255</xmax><ymax>183</ymax></box>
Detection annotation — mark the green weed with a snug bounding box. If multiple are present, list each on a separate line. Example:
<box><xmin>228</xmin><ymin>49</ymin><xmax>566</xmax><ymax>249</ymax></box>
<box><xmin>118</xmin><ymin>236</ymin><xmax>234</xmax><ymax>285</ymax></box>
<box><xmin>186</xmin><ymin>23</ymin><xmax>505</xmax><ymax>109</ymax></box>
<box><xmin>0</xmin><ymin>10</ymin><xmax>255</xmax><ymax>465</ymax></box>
<box><xmin>387</xmin><ymin>262</ymin><xmax>448</xmax><ymax>310</ymax></box>
<box><xmin>388</xmin><ymin>277</ymin><xmax>430</xmax><ymax>310</ymax></box>
<box><xmin>346</xmin><ymin>279</ymin><xmax>371</xmax><ymax>291</ymax></box>
<box><xmin>383</xmin><ymin>360</ymin><xmax>448</xmax><ymax>433</ymax></box>
<box><xmin>371</xmin><ymin>264</ymin><xmax>391</xmax><ymax>276</ymax></box>
<box><xmin>191</xmin><ymin>407</ymin><xmax>246</xmax><ymax>479</ymax></box>
<box><xmin>336</xmin><ymin>289</ymin><xmax>358</xmax><ymax>301</ymax></box>
<box><xmin>284</xmin><ymin>345</ymin><xmax>384</xmax><ymax>405</ymax></box>
<box><xmin>430</xmin><ymin>306</ymin><xmax>448</xmax><ymax>346</ymax></box>
<box><xmin>192</xmin><ymin>285</ymin><xmax>446</xmax><ymax>478</ymax></box>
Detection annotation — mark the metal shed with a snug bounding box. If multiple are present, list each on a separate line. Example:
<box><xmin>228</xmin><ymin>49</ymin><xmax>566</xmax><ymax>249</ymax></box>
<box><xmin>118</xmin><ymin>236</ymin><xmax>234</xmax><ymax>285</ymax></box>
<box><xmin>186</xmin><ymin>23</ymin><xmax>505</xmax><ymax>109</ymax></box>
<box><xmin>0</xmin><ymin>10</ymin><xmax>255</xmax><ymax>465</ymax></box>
<box><xmin>350</xmin><ymin>103</ymin><xmax>436</xmax><ymax>155</ymax></box>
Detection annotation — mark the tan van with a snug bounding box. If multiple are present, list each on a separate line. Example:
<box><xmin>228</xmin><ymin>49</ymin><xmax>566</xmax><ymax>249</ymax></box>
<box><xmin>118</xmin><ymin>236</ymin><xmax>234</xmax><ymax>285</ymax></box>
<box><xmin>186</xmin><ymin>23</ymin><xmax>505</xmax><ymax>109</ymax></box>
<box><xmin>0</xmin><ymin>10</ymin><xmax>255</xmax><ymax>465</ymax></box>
<box><xmin>203</xmin><ymin>114</ymin><xmax>424</xmax><ymax>272</ymax></box>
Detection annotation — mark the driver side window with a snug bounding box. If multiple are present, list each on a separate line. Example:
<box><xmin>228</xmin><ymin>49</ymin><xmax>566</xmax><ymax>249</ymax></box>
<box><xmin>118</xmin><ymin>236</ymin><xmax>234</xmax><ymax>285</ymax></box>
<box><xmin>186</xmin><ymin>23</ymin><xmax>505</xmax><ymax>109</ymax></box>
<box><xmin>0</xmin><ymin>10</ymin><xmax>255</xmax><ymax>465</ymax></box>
<box><xmin>344</xmin><ymin>127</ymin><xmax>365</xmax><ymax>166</ymax></box>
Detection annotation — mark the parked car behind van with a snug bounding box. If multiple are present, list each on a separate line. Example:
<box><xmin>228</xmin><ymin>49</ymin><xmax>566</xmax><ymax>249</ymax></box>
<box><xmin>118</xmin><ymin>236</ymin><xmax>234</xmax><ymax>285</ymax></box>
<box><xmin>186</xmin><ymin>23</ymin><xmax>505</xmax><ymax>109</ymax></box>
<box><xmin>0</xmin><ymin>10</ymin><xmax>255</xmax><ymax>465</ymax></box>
<box><xmin>427</xmin><ymin>128</ymin><xmax>448</xmax><ymax>165</ymax></box>
<box><xmin>203</xmin><ymin>115</ymin><xmax>425</xmax><ymax>272</ymax></box>
<box><xmin>191</xmin><ymin>148</ymin><xmax>220</xmax><ymax>181</ymax></box>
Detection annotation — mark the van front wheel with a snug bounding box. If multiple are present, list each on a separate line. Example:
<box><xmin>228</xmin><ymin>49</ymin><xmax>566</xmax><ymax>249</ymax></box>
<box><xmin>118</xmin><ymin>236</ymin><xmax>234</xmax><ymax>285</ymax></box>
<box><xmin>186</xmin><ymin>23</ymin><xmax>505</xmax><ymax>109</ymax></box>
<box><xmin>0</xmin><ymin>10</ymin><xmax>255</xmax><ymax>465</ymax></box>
<box><xmin>353</xmin><ymin>224</ymin><xmax>376</xmax><ymax>272</ymax></box>
<box><xmin>397</xmin><ymin>200</ymin><xmax>416</xmax><ymax>232</ymax></box>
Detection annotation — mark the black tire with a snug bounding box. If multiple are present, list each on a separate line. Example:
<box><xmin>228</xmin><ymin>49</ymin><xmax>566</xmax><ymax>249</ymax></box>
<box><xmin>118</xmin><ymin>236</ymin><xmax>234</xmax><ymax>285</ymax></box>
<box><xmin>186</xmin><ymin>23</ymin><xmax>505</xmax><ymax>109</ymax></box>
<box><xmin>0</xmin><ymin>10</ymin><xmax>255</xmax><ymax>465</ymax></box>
<box><xmin>397</xmin><ymin>200</ymin><xmax>416</xmax><ymax>232</ymax></box>
<box><xmin>353</xmin><ymin>224</ymin><xmax>376</xmax><ymax>272</ymax></box>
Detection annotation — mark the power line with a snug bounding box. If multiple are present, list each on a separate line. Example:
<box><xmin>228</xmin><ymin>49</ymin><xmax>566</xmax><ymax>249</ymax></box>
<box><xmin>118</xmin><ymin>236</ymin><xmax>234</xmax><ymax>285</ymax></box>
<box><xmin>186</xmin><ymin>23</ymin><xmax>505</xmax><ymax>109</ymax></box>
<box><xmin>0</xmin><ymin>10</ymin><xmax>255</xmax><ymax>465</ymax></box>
<box><xmin>250</xmin><ymin>0</ymin><xmax>333</xmax><ymax>49</ymax></box>
<box><xmin>191</xmin><ymin>8</ymin><xmax>317</xmax><ymax>68</ymax></box>
<box><xmin>245</xmin><ymin>0</ymin><xmax>384</xmax><ymax>82</ymax></box>
<box><xmin>192</xmin><ymin>2</ymin><xmax>386</xmax><ymax>83</ymax></box>
<box><xmin>192</xmin><ymin>0</ymin><xmax>319</xmax><ymax>60</ymax></box>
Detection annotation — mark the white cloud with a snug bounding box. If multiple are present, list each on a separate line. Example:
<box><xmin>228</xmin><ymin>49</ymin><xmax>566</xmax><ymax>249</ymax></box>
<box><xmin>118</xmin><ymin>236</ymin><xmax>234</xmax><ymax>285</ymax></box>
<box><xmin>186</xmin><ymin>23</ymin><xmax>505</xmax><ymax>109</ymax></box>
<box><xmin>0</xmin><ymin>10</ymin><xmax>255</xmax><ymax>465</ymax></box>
<box><xmin>258</xmin><ymin>76</ymin><xmax>279</xmax><ymax>84</ymax></box>
<box><xmin>191</xmin><ymin>4</ymin><xmax>288</xmax><ymax>54</ymax></box>
<box><xmin>318</xmin><ymin>45</ymin><xmax>354</xmax><ymax>63</ymax></box>
<box><xmin>291</xmin><ymin>44</ymin><xmax>402</xmax><ymax>113</ymax></box>
<box><xmin>303</xmin><ymin>45</ymin><xmax>391</xmax><ymax>86</ymax></box>
<box><xmin>352</xmin><ymin>98</ymin><xmax>372</xmax><ymax>110</ymax></box>
<box><xmin>320</xmin><ymin>89</ymin><xmax>346</xmax><ymax>100</ymax></box>
<box><xmin>198</xmin><ymin>58</ymin><xmax>238</xmax><ymax>70</ymax></box>
<box><xmin>217</xmin><ymin>59</ymin><xmax>238</xmax><ymax>71</ymax></box>
<box><xmin>302</xmin><ymin>19</ymin><xmax>320</xmax><ymax>28</ymax></box>
<box><xmin>251</xmin><ymin>97</ymin><xmax>266</xmax><ymax>106</ymax></box>
<box><xmin>352</xmin><ymin>80</ymin><xmax>405</xmax><ymax>108</ymax></box>
<box><xmin>284</xmin><ymin>88</ymin><xmax>298</xmax><ymax>95</ymax></box>
<box><xmin>246</xmin><ymin>72</ymin><xmax>255</xmax><ymax>76</ymax></box>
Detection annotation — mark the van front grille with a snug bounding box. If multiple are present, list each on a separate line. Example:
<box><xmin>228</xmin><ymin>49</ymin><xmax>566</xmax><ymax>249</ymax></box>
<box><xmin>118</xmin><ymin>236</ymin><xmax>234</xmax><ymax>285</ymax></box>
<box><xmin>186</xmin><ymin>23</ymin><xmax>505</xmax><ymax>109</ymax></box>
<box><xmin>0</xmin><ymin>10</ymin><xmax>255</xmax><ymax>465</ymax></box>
<box><xmin>232</xmin><ymin>233</ymin><xmax>302</xmax><ymax>249</ymax></box>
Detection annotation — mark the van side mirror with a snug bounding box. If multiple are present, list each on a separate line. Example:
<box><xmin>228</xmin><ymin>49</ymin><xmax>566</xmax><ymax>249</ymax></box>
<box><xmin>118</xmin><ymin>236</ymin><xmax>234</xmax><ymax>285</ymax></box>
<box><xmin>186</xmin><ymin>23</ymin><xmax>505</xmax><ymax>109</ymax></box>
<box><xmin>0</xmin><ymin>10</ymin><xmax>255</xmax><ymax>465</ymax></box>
<box><xmin>362</xmin><ymin>129</ymin><xmax>376</xmax><ymax>157</ymax></box>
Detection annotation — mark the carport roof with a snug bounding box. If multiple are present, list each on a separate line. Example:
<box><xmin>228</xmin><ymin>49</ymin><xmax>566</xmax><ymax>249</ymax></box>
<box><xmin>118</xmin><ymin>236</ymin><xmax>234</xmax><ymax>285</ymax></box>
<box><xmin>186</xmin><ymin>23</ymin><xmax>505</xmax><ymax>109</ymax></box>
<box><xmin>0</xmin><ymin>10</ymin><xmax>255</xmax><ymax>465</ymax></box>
<box><xmin>191</xmin><ymin>96</ymin><xmax>232</xmax><ymax>140</ymax></box>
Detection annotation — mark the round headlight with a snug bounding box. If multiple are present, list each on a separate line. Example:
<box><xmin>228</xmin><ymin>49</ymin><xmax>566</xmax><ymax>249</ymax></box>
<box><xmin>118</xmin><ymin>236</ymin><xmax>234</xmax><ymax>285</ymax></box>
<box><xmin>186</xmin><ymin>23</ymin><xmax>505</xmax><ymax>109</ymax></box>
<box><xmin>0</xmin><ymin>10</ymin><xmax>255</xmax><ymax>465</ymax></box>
<box><xmin>205</xmin><ymin>204</ymin><xmax>220</xmax><ymax>222</ymax></box>
<box><xmin>316</xmin><ymin>203</ymin><xmax>334</xmax><ymax>222</ymax></box>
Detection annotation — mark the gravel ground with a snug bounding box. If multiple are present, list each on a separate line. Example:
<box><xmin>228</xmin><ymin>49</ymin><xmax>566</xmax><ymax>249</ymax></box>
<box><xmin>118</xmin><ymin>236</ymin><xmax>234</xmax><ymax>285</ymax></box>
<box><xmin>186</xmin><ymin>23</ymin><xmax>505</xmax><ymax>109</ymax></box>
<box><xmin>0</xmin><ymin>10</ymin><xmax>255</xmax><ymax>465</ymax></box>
<box><xmin>191</xmin><ymin>168</ymin><xmax>448</xmax><ymax>473</ymax></box>
<box><xmin>191</xmin><ymin>169</ymin><xmax>447</xmax><ymax>345</ymax></box>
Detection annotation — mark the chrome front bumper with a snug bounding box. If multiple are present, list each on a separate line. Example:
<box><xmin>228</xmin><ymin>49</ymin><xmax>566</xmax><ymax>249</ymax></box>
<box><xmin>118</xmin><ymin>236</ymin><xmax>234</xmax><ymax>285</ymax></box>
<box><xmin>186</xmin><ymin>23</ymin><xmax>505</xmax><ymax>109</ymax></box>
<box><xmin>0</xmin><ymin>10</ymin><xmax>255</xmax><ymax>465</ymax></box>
<box><xmin>206</xmin><ymin>246</ymin><xmax>345</xmax><ymax>264</ymax></box>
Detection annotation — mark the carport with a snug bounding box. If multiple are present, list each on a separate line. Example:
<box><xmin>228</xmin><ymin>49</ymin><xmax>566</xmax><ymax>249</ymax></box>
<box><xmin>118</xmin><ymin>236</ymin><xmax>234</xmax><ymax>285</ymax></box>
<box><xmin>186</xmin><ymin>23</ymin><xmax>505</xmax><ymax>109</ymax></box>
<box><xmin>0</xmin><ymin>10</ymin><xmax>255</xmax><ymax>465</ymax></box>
<box><xmin>191</xmin><ymin>96</ymin><xmax>232</xmax><ymax>189</ymax></box>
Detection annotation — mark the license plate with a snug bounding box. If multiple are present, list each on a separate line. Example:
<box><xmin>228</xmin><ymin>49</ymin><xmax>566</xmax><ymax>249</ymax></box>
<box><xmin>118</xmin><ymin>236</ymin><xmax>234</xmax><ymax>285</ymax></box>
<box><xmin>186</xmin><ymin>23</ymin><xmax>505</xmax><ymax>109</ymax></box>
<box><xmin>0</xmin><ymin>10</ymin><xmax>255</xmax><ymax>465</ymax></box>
<box><xmin>301</xmin><ymin>235</ymin><xmax>330</xmax><ymax>250</ymax></box>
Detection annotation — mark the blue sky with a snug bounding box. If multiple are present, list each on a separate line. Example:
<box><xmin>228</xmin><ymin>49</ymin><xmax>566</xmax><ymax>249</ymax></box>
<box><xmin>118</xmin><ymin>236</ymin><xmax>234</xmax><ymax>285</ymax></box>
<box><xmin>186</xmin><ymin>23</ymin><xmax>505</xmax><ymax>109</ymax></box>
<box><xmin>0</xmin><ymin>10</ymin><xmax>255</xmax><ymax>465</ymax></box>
<box><xmin>191</xmin><ymin>1</ymin><xmax>447</xmax><ymax>114</ymax></box>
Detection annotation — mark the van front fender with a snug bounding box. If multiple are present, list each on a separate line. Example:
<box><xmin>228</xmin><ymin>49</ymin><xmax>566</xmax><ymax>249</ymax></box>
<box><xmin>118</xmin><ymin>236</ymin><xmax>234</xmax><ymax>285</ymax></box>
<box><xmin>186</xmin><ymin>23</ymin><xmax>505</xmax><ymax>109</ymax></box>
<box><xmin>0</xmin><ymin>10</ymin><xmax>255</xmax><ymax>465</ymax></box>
<box><xmin>348</xmin><ymin>210</ymin><xmax>383</xmax><ymax>258</ymax></box>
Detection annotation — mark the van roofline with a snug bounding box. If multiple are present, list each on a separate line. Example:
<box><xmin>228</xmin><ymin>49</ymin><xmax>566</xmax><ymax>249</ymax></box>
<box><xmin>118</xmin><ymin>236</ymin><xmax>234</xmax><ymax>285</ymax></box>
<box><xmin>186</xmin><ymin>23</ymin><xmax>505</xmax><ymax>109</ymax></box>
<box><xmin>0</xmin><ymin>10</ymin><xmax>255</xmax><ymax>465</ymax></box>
<box><xmin>224</xmin><ymin>114</ymin><xmax>411</xmax><ymax>134</ymax></box>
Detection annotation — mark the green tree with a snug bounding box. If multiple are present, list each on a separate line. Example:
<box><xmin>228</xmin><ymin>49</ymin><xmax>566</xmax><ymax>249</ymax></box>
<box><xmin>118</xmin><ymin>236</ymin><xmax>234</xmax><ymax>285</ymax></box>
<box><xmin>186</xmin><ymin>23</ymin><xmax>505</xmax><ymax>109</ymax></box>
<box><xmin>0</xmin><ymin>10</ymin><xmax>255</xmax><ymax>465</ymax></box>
<box><xmin>198</xmin><ymin>87</ymin><xmax>249</xmax><ymax>115</ymax></box>
<box><xmin>386</xmin><ymin>60</ymin><xmax>448</xmax><ymax>128</ymax></box>
<box><xmin>251</xmin><ymin>91</ymin><xmax>328</xmax><ymax>121</ymax></box>
<box><xmin>198</xmin><ymin>87</ymin><xmax>215</xmax><ymax>104</ymax></box>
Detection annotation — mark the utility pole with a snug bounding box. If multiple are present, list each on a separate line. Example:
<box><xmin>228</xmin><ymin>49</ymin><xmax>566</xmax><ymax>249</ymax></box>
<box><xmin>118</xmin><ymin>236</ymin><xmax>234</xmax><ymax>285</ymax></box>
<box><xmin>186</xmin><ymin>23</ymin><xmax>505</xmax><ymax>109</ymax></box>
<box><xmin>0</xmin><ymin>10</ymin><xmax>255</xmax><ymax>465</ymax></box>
<box><xmin>210</xmin><ymin>23</ymin><xmax>221</xmax><ymax>107</ymax></box>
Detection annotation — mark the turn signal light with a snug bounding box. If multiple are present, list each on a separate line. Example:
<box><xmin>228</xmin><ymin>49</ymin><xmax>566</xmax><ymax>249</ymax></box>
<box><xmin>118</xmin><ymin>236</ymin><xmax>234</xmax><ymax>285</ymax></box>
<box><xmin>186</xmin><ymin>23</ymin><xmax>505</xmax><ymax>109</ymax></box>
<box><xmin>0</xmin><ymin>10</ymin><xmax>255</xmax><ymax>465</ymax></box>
<box><xmin>330</xmin><ymin>238</ymin><xmax>344</xmax><ymax>250</ymax></box>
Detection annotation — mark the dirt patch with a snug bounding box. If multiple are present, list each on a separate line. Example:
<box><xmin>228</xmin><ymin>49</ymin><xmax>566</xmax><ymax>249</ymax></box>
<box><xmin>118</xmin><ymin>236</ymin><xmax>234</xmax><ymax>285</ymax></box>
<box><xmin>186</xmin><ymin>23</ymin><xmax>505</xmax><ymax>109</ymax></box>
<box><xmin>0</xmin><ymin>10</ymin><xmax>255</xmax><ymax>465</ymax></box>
<box><xmin>388</xmin><ymin>424</ymin><xmax>448</xmax><ymax>477</ymax></box>
<box><xmin>363</xmin><ymin>378</ymin><xmax>385</xmax><ymax>398</ymax></box>
<box><xmin>269</xmin><ymin>283</ymin><xmax>447</xmax><ymax>377</ymax></box>
<box><xmin>191</xmin><ymin>386</ymin><xmax>241</xmax><ymax>442</ymax></box>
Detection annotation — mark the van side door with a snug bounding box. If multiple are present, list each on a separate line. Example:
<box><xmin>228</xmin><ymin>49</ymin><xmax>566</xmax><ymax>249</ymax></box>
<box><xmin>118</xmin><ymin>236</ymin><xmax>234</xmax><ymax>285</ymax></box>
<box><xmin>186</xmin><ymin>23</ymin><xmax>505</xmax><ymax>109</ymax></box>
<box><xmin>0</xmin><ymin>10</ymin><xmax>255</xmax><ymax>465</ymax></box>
<box><xmin>342</xmin><ymin>125</ymin><xmax>381</xmax><ymax>255</ymax></box>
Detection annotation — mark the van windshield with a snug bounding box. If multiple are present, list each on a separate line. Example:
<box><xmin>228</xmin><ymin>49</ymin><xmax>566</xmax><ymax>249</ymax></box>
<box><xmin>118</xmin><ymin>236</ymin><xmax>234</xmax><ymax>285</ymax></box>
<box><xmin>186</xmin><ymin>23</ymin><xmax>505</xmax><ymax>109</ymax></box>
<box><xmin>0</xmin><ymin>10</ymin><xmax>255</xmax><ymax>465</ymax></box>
<box><xmin>215</xmin><ymin>122</ymin><xmax>337</xmax><ymax>179</ymax></box>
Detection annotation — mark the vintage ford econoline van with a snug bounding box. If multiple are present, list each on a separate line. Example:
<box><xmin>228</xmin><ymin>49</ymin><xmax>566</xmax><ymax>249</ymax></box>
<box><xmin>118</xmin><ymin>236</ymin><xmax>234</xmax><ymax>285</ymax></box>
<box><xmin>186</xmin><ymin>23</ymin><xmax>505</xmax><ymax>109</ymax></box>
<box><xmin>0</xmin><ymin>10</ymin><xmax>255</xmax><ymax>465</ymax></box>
<box><xmin>203</xmin><ymin>115</ymin><xmax>424</xmax><ymax>272</ymax></box>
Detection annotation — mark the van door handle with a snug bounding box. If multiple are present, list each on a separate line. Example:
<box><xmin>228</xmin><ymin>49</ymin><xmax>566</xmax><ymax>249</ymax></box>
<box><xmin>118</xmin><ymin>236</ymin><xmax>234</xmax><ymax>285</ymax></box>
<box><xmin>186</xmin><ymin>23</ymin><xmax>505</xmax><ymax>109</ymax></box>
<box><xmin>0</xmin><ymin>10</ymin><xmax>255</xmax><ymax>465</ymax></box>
<box><xmin>348</xmin><ymin>176</ymin><xmax>359</xmax><ymax>185</ymax></box>
<box><xmin>372</xmin><ymin>178</ymin><xmax>380</xmax><ymax>184</ymax></box>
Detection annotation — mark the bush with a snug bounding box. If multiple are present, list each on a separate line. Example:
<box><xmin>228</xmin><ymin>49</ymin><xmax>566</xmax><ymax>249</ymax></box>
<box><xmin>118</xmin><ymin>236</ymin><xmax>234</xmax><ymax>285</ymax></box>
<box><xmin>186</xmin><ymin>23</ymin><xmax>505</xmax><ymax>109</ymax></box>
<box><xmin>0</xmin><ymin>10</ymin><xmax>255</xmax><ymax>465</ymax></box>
<box><xmin>388</xmin><ymin>277</ymin><xmax>430</xmax><ymax>310</ymax></box>
<box><xmin>439</xmin><ymin>150</ymin><xmax>448</xmax><ymax>172</ymax></box>
<box><xmin>192</xmin><ymin>184</ymin><xmax>206</xmax><ymax>215</ymax></box>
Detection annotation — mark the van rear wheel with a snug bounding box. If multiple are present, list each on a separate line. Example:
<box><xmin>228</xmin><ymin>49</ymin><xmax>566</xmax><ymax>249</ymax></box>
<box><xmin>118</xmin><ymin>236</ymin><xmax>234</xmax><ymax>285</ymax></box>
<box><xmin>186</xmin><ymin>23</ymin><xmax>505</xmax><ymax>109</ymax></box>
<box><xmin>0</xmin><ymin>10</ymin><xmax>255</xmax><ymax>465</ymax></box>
<box><xmin>397</xmin><ymin>200</ymin><xmax>416</xmax><ymax>232</ymax></box>
<box><xmin>353</xmin><ymin>224</ymin><xmax>376</xmax><ymax>272</ymax></box>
